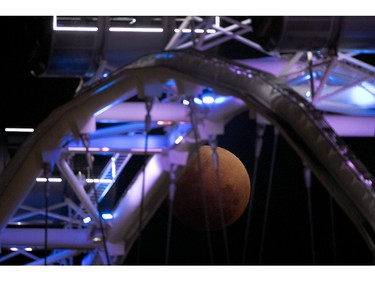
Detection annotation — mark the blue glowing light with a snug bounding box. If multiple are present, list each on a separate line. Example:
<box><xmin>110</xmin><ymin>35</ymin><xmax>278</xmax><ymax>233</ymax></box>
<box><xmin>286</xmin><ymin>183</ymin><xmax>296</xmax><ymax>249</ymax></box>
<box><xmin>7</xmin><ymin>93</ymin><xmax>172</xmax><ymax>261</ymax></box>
<box><xmin>182</xmin><ymin>88</ymin><xmax>230</xmax><ymax>106</ymax></box>
<box><xmin>362</xmin><ymin>81</ymin><xmax>375</xmax><ymax>94</ymax></box>
<box><xmin>202</xmin><ymin>95</ymin><xmax>215</xmax><ymax>104</ymax></box>
<box><xmin>165</xmin><ymin>79</ymin><xmax>177</xmax><ymax>87</ymax></box>
<box><xmin>94</xmin><ymin>79</ymin><xmax>118</xmax><ymax>94</ymax></box>
<box><xmin>154</xmin><ymin>53</ymin><xmax>174</xmax><ymax>60</ymax></box>
<box><xmin>189</xmin><ymin>95</ymin><xmax>230</xmax><ymax>105</ymax></box>
<box><xmin>194</xmin><ymin>97</ymin><xmax>203</xmax><ymax>105</ymax></box>
<box><xmin>350</xmin><ymin>87</ymin><xmax>375</xmax><ymax>107</ymax></box>
<box><xmin>101</xmin><ymin>213</ymin><xmax>113</xmax><ymax>220</ymax></box>
<box><xmin>213</xmin><ymin>96</ymin><xmax>227</xmax><ymax>104</ymax></box>
<box><xmin>83</xmin><ymin>217</ymin><xmax>91</xmax><ymax>224</ymax></box>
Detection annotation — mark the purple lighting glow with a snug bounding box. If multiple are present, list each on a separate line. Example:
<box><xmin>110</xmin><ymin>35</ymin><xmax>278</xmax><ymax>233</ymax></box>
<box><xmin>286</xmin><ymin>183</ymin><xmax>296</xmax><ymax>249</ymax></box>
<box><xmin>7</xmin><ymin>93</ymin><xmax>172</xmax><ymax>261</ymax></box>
<box><xmin>351</xmin><ymin>86</ymin><xmax>375</xmax><ymax>107</ymax></box>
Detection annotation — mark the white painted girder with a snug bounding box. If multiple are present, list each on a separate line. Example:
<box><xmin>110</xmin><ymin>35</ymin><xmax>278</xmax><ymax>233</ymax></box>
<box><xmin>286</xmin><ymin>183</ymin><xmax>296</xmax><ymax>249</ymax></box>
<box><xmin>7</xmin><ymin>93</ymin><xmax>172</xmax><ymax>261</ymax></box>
<box><xmin>96</xmin><ymin>102</ymin><xmax>190</xmax><ymax>123</ymax></box>
<box><xmin>2</xmin><ymin>42</ymin><xmax>375</xmax><ymax>265</ymax></box>
<box><xmin>1</xmin><ymin>228</ymin><xmax>98</xmax><ymax>249</ymax></box>
<box><xmin>324</xmin><ymin>114</ymin><xmax>375</xmax><ymax>137</ymax></box>
<box><xmin>57</xmin><ymin>159</ymin><xmax>102</xmax><ymax>226</ymax></box>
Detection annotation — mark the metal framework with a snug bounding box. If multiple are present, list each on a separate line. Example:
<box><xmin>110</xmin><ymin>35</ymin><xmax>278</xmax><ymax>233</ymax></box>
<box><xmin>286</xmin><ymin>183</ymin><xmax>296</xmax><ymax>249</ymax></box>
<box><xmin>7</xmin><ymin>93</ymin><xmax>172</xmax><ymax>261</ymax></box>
<box><xmin>1</xmin><ymin>16</ymin><xmax>375</xmax><ymax>265</ymax></box>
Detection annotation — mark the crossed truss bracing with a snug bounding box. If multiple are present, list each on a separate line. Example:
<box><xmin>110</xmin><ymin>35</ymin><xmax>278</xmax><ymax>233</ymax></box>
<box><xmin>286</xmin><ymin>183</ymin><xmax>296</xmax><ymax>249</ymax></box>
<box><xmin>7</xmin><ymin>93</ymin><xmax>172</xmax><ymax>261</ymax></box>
<box><xmin>165</xmin><ymin>16</ymin><xmax>375</xmax><ymax>132</ymax></box>
<box><xmin>1</xmin><ymin>16</ymin><xmax>375</xmax><ymax>265</ymax></box>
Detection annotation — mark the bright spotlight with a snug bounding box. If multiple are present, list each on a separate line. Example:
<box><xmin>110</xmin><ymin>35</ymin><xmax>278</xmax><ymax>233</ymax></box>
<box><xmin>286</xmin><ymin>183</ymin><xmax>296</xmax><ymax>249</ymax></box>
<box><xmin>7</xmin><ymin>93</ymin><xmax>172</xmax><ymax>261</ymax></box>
<box><xmin>193</xmin><ymin>97</ymin><xmax>203</xmax><ymax>105</ymax></box>
<box><xmin>202</xmin><ymin>95</ymin><xmax>215</xmax><ymax>104</ymax></box>
<box><xmin>101</xmin><ymin>213</ymin><xmax>113</xmax><ymax>220</ymax></box>
<box><xmin>174</xmin><ymin>135</ymin><xmax>184</xmax><ymax>145</ymax></box>
<box><xmin>83</xmin><ymin>217</ymin><xmax>92</xmax><ymax>224</ymax></box>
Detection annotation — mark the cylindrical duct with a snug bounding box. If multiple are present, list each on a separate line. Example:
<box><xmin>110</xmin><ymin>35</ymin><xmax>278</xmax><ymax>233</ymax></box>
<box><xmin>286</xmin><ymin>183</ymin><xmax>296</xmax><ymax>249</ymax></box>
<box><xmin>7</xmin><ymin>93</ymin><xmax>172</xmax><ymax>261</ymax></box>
<box><xmin>31</xmin><ymin>16</ymin><xmax>176</xmax><ymax>78</ymax></box>
<box><xmin>252</xmin><ymin>16</ymin><xmax>375</xmax><ymax>52</ymax></box>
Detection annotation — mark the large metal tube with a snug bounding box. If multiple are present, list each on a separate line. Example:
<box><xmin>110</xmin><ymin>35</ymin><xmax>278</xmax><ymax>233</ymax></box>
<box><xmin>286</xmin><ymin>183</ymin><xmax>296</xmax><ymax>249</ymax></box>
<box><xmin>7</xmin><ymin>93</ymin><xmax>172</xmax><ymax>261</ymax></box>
<box><xmin>31</xmin><ymin>16</ymin><xmax>175</xmax><ymax>78</ymax></box>
<box><xmin>252</xmin><ymin>16</ymin><xmax>375</xmax><ymax>52</ymax></box>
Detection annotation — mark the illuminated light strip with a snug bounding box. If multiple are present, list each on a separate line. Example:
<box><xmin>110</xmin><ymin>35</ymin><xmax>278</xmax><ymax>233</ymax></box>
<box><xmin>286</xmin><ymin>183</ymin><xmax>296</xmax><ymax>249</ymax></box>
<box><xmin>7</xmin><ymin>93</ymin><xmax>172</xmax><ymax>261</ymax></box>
<box><xmin>130</xmin><ymin>148</ymin><xmax>164</xmax><ymax>153</ymax></box>
<box><xmin>194</xmin><ymin>29</ymin><xmax>205</xmax><ymax>33</ymax></box>
<box><xmin>111</xmin><ymin>157</ymin><xmax>116</xmax><ymax>179</ymax></box>
<box><xmin>109</xmin><ymin>27</ymin><xmax>163</xmax><ymax>32</ymax></box>
<box><xmin>157</xmin><ymin>120</ymin><xmax>173</xmax><ymax>125</ymax></box>
<box><xmin>174</xmin><ymin>28</ymin><xmax>216</xmax><ymax>33</ymax></box>
<box><xmin>53</xmin><ymin>16</ymin><xmax>98</xmax><ymax>32</ymax></box>
<box><xmin>5</xmin><ymin>128</ymin><xmax>34</xmax><ymax>133</ymax></box>
<box><xmin>67</xmin><ymin>147</ymin><xmax>102</xmax><ymax>152</ymax></box>
<box><xmin>36</xmin><ymin>177</ymin><xmax>112</xmax><ymax>184</ymax></box>
<box><xmin>36</xmin><ymin>177</ymin><xmax>63</xmax><ymax>183</ymax></box>
<box><xmin>67</xmin><ymin>146</ymin><xmax>163</xmax><ymax>153</ymax></box>
<box><xmin>86</xmin><ymin>178</ymin><xmax>113</xmax><ymax>184</ymax></box>
<box><xmin>10</xmin><ymin>247</ymin><xmax>33</xmax><ymax>251</ymax></box>
<box><xmin>52</xmin><ymin>16</ymin><xmax>219</xmax><ymax>33</ymax></box>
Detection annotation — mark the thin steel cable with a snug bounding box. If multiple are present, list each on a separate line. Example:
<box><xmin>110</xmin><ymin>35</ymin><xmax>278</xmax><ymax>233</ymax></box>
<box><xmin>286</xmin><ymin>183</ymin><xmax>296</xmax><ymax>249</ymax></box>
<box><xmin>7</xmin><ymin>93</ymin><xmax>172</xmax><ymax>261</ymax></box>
<box><xmin>305</xmin><ymin>172</ymin><xmax>316</xmax><ymax>264</ymax></box>
<box><xmin>209</xmin><ymin>136</ymin><xmax>231</xmax><ymax>264</ymax></box>
<box><xmin>258</xmin><ymin>127</ymin><xmax>279</xmax><ymax>264</ymax></box>
<box><xmin>165</xmin><ymin>164</ymin><xmax>177</xmax><ymax>264</ymax></box>
<box><xmin>43</xmin><ymin>165</ymin><xmax>51</xmax><ymax>266</ymax></box>
<box><xmin>136</xmin><ymin>97</ymin><xmax>153</xmax><ymax>264</ymax></box>
<box><xmin>307</xmin><ymin>51</ymin><xmax>316</xmax><ymax>99</ymax></box>
<box><xmin>188</xmin><ymin>100</ymin><xmax>214</xmax><ymax>264</ymax></box>
<box><xmin>136</xmin><ymin>136</ymin><xmax>148</xmax><ymax>263</ymax></box>
<box><xmin>92</xmin><ymin>180</ymin><xmax>111</xmax><ymax>265</ymax></box>
<box><xmin>82</xmin><ymin>134</ymin><xmax>111</xmax><ymax>265</ymax></box>
<box><xmin>242</xmin><ymin>123</ymin><xmax>266</xmax><ymax>264</ymax></box>
<box><xmin>329</xmin><ymin>195</ymin><xmax>337</xmax><ymax>264</ymax></box>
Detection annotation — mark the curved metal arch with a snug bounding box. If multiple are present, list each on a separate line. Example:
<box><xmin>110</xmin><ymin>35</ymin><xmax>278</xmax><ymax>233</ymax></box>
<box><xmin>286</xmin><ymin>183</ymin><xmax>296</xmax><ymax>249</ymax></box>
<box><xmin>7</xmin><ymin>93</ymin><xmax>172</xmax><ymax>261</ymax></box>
<box><xmin>1</xmin><ymin>49</ymin><xmax>375</xmax><ymax>264</ymax></box>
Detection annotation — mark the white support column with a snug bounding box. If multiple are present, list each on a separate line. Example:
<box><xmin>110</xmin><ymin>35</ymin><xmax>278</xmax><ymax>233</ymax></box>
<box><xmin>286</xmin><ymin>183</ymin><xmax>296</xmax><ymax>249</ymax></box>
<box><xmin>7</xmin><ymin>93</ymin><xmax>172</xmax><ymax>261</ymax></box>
<box><xmin>324</xmin><ymin>114</ymin><xmax>375</xmax><ymax>137</ymax></box>
<box><xmin>164</xmin><ymin>16</ymin><xmax>193</xmax><ymax>50</ymax></box>
<box><xmin>1</xmin><ymin>228</ymin><xmax>98</xmax><ymax>249</ymax></box>
<box><xmin>57</xmin><ymin>159</ymin><xmax>101</xmax><ymax>225</ymax></box>
<box><xmin>278</xmin><ymin>51</ymin><xmax>304</xmax><ymax>77</ymax></box>
<box><xmin>106</xmin><ymin>154</ymin><xmax>169</xmax><ymax>244</ymax></box>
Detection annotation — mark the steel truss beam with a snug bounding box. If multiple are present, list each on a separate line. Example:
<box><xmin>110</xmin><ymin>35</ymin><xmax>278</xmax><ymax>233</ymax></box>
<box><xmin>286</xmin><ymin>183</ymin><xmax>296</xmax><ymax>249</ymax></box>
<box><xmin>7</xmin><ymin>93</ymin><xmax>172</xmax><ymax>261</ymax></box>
<box><xmin>1</xmin><ymin>41</ymin><xmax>375</xmax><ymax>265</ymax></box>
<box><xmin>165</xmin><ymin>16</ymin><xmax>271</xmax><ymax>56</ymax></box>
<box><xmin>242</xmin><ymin>51</ymin><xmax>375</xmax><ymax>116</ymax></box>
<box><xmin>0</xmin><ymin>57</ymin><xmax>245</xmax><ymax>263</ymax></box>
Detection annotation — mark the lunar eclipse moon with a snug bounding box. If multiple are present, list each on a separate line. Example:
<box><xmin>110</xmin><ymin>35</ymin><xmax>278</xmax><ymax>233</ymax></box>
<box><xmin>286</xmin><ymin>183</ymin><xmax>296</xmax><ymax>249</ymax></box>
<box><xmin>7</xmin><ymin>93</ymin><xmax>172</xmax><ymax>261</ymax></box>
<box><xmin>172</xmin><ymin>145</ymin><xmax>251</xmax><ymax>231</ymax></box>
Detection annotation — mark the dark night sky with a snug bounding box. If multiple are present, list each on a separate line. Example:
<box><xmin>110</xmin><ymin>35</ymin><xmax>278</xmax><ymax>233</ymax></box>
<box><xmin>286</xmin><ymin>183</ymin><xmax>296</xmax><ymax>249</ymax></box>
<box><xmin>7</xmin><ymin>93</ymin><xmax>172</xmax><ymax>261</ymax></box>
<box><xmin>123</xmin><ymin>112</ymin><xmax>375</xmax><ymax>265</ymax></box>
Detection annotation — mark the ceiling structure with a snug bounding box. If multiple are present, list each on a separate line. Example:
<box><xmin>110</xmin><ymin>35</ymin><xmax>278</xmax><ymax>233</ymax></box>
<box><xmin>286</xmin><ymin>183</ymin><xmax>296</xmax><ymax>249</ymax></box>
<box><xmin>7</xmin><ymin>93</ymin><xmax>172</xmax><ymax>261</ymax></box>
<box><xmin>0</xmin><ymin>16</ymin><xmax>375</xmax><ymax>265</ymax></box>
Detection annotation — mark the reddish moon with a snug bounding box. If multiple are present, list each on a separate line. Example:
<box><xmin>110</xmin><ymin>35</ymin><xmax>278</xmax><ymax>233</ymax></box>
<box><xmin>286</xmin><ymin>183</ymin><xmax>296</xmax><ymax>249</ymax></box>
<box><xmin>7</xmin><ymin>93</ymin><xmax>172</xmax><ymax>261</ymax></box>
<box><xmin>172</xmin><ymin>145</ymin><xmax>251</xmax><ymax>231</ymax></box>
